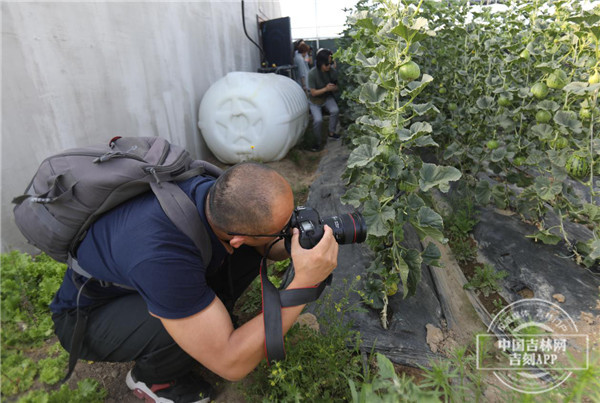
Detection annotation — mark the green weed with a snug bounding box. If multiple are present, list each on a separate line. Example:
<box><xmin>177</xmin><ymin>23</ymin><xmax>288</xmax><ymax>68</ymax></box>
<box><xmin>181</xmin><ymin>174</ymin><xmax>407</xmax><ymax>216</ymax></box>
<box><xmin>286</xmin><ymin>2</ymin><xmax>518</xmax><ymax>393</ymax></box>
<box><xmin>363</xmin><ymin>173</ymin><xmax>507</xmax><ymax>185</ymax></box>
<box><xmin>448</xmin><ymin>238</ymin><xmax>479</xmax><ymax>265</ymax></box>
<box><xmin>492</xmin><ymin>298</ymin><xmax>505</xmax><ymax>311</ymax></box>
<box><xmin>349</xmin><ymin>353</ymin><xmax>440</xmax><ymax>402</ymax></box>
<box><xmin>235</xmin><ymin>259</ymin><xmax>290</xmax><ymax>319</ymax></box>
<box><xmin>1</xmin><ymin>251</ymin><xmax>107</xmax><ymax>399</ymax></box>
<box><xmin>242</xmin><ymin>278</ymin><xmax>365</xmax><ymax>402</ymax></box>
<box><xmin>463</xmin><ymin>264</ymin><xmax>508</xmax><ymax>297</ymax></box>
<box><xmin>444</xmin><ymin>190</ymin><xmax>480</xmax><ymax>264</ymax></box>
<box><xmin>17</xmin><ymin>379</ymin><xmax>107</xmax><ymax>402</ymax></box>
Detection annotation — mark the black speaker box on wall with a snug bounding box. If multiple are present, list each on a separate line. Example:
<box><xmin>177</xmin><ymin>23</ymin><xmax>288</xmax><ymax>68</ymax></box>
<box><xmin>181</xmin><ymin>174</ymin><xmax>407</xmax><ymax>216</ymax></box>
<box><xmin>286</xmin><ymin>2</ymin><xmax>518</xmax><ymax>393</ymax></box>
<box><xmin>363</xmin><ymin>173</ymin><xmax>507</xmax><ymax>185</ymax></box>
<box><xmin>260</xmin><ymin>17</ymin><xmax>292</xmax><ymax>67</ymax></box>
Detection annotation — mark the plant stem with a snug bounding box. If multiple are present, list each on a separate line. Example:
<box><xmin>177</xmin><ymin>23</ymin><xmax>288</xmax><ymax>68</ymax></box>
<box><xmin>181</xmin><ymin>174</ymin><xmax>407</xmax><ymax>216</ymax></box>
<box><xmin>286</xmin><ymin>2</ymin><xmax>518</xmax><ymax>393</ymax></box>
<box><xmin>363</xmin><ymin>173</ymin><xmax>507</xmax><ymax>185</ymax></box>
<box><xmin>588</xmin><ymin>91</ymin><xmax>598</xmax><ymax>205</ymax></box>
<box><xmin>380</xmin><ymin>292</ymin><xmax>389</xmax><ymax>329</ymax></box>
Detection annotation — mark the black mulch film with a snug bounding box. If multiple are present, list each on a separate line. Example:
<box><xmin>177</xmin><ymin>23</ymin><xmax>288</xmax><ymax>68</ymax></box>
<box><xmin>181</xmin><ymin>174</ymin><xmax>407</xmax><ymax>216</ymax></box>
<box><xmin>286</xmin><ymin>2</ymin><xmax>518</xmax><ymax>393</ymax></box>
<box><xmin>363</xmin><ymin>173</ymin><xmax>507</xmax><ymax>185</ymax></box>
<box><xmin>472</xmin><ymin>198</ymin><xmax>600</xmax><ymax>322</ymax></box>
<box><xmin>470</xmin><ymin>171</ymin><xmax>600</xmax><ymax>321</ymax></box>
<box><xmin>473</xmin><ymin>172</ymin><xmax>600</xmax><ymax>321</ymax></box>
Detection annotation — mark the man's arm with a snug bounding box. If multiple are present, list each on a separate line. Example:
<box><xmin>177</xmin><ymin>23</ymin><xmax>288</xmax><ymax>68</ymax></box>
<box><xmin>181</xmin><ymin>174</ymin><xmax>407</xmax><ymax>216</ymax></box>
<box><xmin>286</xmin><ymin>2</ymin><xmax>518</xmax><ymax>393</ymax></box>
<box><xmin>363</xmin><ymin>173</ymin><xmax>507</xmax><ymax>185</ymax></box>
<box><xmin>310</xmin><ymin>83</ymin><xmax>336</xmax><ymax>98</ymax></box>
<box><xmin>308</xmin><ymin>70</ymin><xmax>331</xmax><ymax>97</ymax></box>
<box><xmin>157</xmin><ymin>226</ymin><xmax>338</xmax><ymax>381</ymax></box>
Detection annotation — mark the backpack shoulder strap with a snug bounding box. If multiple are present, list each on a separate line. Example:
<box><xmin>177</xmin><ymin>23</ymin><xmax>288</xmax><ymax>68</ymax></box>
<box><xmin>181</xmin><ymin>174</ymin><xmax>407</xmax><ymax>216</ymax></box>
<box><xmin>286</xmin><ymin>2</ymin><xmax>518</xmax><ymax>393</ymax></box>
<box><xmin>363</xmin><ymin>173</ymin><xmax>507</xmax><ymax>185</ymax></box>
<box><xmin>67</xmin><ymin>255</ymin><xmax>137</xmax><ymax>291</ymax></box>
<box><xmin>150</xmin><ymin>181</ymin><xmax>213</xmax><ymax>265</ymax></box>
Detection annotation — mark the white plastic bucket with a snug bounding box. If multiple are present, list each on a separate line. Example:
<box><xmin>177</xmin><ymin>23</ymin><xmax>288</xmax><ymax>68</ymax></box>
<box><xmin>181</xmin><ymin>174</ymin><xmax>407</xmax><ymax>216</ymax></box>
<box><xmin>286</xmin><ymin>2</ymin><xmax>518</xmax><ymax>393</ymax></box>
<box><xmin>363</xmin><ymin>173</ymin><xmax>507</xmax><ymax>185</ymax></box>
<box><xmin>198</xmin><ymin>72</ymin><xmax>308</xmax><ymax>164</ymax></box>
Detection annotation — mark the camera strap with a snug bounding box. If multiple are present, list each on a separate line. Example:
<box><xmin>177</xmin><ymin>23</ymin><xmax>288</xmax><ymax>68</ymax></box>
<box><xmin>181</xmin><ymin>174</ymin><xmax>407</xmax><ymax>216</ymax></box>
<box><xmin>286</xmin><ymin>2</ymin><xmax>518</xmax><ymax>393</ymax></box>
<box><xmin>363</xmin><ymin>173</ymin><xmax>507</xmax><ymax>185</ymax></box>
<box><xmin>260</xmin><ymin>239</ymin><xmax>331</xmax><ymax>364</ymax></box>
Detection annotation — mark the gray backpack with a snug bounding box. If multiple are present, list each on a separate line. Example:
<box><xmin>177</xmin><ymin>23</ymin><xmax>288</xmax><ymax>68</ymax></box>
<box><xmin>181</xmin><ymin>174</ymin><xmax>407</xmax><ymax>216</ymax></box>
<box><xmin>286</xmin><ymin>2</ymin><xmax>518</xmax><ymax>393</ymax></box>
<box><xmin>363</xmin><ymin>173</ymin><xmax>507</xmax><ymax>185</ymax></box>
<box><xmin>12</xmin><ymin>136</ymin><xmax>222</xmax><ymax>265</ymax></box>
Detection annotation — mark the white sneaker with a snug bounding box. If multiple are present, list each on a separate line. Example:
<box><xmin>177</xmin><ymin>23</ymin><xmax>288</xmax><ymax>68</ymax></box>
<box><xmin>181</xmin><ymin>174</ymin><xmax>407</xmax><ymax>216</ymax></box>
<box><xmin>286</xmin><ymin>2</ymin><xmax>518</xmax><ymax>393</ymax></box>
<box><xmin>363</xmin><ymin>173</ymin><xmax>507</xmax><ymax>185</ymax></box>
<box><xmin>126</xmin><ymin>369</ymin><xmax>211</xmax><ymax>403</ymax></box>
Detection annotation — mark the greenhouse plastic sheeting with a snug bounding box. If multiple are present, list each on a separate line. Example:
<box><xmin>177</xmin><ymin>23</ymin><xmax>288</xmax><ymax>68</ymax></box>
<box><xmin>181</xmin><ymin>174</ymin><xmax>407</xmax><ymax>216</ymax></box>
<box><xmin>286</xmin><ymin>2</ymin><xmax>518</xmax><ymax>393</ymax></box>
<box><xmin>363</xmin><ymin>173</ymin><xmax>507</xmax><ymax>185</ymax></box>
<box><xmin>304</xmin><ymin>141</ymin><xmax>445</xmax><ymax>367</ymax></box>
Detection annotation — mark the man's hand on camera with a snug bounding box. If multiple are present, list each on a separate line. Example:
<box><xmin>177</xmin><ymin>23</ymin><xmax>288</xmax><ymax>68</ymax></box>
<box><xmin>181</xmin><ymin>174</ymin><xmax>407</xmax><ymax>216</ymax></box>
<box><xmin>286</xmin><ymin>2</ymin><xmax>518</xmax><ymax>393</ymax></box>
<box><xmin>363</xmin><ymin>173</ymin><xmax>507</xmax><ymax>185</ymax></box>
<box><xmin>289</xmin><ymin>225</ymin><xmax>338</xmax><ymax>288</ymax></box>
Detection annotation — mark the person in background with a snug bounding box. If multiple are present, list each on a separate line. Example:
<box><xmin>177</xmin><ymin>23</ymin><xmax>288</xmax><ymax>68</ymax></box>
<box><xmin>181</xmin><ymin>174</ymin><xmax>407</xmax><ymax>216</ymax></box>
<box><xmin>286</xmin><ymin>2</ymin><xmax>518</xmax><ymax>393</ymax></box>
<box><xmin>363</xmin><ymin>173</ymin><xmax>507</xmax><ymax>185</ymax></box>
<box><xmin>317</xmin><ymin>48</ymin><xmax>336</xmax><ymax>69</ymax></box>
<box><xmin>304</xmin><ymin>46</ymin><xmax>314</xmax><ymax>68</ymax></box>
<box><xmin>293</xmin><ymin>41</ymin><xmax>310</xmax><ymax>95</ymax></box>
<box><xmin>307</xmin><ymin>48</ymin><xmax>341</xmax><ymax>151</ymax></box>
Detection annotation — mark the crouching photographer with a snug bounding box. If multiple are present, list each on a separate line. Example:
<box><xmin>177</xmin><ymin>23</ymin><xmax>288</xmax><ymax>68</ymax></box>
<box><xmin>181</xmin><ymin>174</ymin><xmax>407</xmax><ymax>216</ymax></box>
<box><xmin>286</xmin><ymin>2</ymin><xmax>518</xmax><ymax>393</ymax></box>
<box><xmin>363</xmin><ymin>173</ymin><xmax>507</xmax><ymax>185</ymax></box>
<box><xmin>50</xmin><ymin>161</ymin><xmax>364</xmax><ymax>403</ymax></box>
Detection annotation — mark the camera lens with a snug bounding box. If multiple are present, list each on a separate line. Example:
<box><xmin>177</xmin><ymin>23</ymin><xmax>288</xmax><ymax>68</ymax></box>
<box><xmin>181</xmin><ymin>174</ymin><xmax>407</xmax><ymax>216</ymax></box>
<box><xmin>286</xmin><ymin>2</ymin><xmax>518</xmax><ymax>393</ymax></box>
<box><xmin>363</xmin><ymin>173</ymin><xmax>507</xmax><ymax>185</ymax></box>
<box><xmin>322</xmin><ymin>212</ymin><xmax>367</xmax><ymax>245</ymax></box>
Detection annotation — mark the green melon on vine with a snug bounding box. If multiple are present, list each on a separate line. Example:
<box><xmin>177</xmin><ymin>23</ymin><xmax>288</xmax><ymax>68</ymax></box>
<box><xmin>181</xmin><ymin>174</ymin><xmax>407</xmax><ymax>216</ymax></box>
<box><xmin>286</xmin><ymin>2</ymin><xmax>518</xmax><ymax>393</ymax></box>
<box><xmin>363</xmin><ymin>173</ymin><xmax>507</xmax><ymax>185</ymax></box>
<box><xmin>486</xmin><ymin>140</ymin><xmax>499</xmax><ymax>150</ymax></box>
<box><xmin>531</xmin><ymin>82</ymin><xmax>549</xmax><ymax>99</ymax></box>
<box><xmin>550</xmin><ymin>136</ymin><xmax>569</xmax><ymax>150</ymax></box>
<box><xmin>513</xmin><ymin>156</ymin><xmax>527</xmax><ymax>166</ymax></box>
<box><xmin>546</xmin><ymin>69</ymin><xmax>568</xmax><ymax>90</ymax></box>
<box><xmin>566</xmin><ymin>153</ymin><xmax>590</xmax><ymax>179</ymax></box>
<box><xmin>398</xmin><ymin>61</ymin><xmax>421</xmax><ymax>81</ymax></box>
<box><xmin>536</xmin><ymin>110</ymin><xmax>552</xmax><ymax>123</ymax></box>
<box><xmin>498</xmin><ymin>96</ymin><xmax>511</xmax><ymax>107</ymax></box>
<box><xmin>386</xmin><ymin>282</ymin><xmax>398</xmax><ymax>296</ymax></box>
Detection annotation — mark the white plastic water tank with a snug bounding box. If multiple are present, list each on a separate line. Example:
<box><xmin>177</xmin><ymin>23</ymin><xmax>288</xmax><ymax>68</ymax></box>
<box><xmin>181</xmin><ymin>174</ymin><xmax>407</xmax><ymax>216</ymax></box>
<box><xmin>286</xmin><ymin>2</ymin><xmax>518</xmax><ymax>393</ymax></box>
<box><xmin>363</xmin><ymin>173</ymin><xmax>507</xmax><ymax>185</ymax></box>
<box><xmin>198</xmin><ymin>72</ymin><xmax>309</xmax><ymax>164</ymax></box>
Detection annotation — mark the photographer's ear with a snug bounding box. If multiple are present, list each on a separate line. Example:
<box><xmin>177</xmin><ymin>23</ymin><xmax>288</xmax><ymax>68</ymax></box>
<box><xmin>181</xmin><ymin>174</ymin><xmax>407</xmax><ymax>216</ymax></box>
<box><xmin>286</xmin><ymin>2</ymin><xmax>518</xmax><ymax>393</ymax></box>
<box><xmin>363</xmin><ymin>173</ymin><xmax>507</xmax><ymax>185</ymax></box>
<box><xmin>229</xmin><ymin>235</ymin><xmax>245</xmax><ymax>249</ymax></box>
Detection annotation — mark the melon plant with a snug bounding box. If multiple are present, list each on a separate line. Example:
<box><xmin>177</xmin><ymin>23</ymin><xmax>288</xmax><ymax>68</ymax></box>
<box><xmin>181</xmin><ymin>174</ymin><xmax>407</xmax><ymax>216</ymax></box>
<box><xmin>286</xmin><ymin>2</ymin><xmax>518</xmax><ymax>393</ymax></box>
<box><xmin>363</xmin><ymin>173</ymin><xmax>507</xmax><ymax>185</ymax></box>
<box><xmin>513</xmin><ymin>156</ymin><xmax>527</xmax><ymax>166</ymax></box>
<box><xmin>414</xmin><ymin>0</ymin><xmax>600</xmax><ymax>267</ymax></box>
<box><xmin>337</xmin><ymin>1</ymin><xmax>461</xmax><ymax>327</ymax></box>
<box><xmin>339</xmin><ymin>0</ymin><xmax>600</xmax><ymax>321</ymax></box>
<box><xmin>580</xmin><ymin>108</ymin><xmax>591</xmax><ymax>121</ymax></box>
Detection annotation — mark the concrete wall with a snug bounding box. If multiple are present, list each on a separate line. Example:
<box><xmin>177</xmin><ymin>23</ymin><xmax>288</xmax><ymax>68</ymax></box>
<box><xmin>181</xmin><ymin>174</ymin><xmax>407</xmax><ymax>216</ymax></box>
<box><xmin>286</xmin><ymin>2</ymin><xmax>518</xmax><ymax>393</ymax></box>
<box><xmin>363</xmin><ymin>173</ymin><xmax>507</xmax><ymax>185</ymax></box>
<box><xmin>1</xmin><ymin>1</ymin><xmax>282</xmax><ymax>254</ymax></box>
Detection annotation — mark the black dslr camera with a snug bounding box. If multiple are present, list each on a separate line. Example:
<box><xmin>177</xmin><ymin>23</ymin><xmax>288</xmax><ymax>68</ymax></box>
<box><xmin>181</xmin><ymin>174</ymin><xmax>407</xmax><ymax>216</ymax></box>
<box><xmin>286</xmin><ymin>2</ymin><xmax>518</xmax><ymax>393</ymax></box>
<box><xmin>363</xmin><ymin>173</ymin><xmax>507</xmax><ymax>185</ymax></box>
<box><xmin>285</xmin><ymin>206</ymin><xmax>367</xmax><ymax>250</ymax></box>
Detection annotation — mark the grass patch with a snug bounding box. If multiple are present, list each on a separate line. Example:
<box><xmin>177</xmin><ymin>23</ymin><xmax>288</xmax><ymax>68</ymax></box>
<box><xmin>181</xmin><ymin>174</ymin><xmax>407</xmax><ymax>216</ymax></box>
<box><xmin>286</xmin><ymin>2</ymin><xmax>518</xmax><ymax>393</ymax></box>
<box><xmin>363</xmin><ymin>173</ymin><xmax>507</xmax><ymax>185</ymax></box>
<box><xmin>242</xmin><ymin>278</ymin><xmax>366</xmax><ymax>402</ymax></box>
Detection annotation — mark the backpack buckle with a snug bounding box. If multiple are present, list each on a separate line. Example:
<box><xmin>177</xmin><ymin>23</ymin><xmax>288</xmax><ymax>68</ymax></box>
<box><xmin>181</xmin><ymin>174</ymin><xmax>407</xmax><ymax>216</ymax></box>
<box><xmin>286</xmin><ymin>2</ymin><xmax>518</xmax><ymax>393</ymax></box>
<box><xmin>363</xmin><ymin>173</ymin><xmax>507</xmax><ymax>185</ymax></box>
<box><xmin>109</xmin><ymin>136</ymin><xmax>122</xmax><ymax>148</ymax></box>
